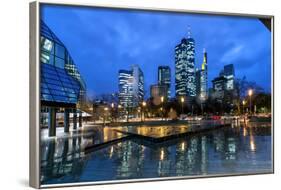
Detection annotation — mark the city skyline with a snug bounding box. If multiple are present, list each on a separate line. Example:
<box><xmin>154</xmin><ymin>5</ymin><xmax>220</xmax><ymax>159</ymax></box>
<box><xmin>41</xmin><ymin>5</ymin><xmax>271</xmax><ymax>98</ymax></box>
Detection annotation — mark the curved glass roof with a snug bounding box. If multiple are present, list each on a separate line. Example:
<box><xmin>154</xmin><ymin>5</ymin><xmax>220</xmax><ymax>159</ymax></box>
<box><xmin>40</xmin><ymin>21</ymin><xmax>84</xmax><ymax>106</ymax></box>
<box><xmin>40</xmin><ymin>20</ymin><xmax>64</xmax><ymax>46</ymax></box>
<box><xmin>41</xmin><ymin>63</ymin><xmax>80</xmax><ymax>104</ymax></box>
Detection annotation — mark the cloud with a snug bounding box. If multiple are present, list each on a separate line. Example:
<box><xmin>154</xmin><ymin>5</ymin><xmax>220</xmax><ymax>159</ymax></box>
<box><xmin>220</xmin><ymin>45</ymin><xmax>244</xmax><ymax>63</ymax></box>
<box><xmin>41</xmin><ymin>5</ymin><xmax>271</xmax><ymax>95</ymax></box>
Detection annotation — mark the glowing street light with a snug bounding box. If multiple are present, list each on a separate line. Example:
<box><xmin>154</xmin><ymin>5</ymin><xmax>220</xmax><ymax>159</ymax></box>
<box><xmin>248</xmin><ymin>89</ymin><xmax>253</xmax><ymax>96</ymax></box>
<box><xmin>111</xmin><ymin>103</ymin><xmax>114</xmax><ymax>108</ymax></box>
<box><xmin>141</xmin><ymin>101</ymin><xmax>146</xmax><ymax>122</ymax></box>
<box><xmin>242</xmin><ymin>100</ymin><xmax>246</xmax><ymax>114</ymax></box>
<box><xmin>181</xmin><ymin>96</ymin><xmax>185</xmax><ymax>115</ymax></box>
<box><xmin>248</xmin><ymin>89</ymin><xmax>253</xmax><ymax>114</ymax></box>
<box><xmin>161</xmin><ymin>96</ymin><xmax>164</xmax><ymax>120</ymax></box>
<box><xmin>117</xmin><ymin>105</ymin><xmax>122</xmax><ymax>122</ymax></box>
<box><xmin>181</xmin><ymin>97</ymin><xmax>184</xmax><ymax>103</ymax></box>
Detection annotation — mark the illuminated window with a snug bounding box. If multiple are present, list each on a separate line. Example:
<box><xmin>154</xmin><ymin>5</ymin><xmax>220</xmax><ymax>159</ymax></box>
<box><xmin>42</xmin><ymin>38</ymin><xmax>53</xmax><ymax>52</ymax></box>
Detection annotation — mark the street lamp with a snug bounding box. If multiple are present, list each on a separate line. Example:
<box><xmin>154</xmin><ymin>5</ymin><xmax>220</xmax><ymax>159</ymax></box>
<box><xmin>200</xmin><ymin>94</ymin><xmax>204</xmax><ymax>116</ymax></box>
<box><xmin>242</xmin><ymin>100</ymin><xmax>246</xmax><ymax>123</ymax></box>
<box><xmin>242</xmin><ymin>100</ymin><xmax>246</xmax><ymax>114</ymax></box>
<box><xmin>161</xmin><ymin>96</ymin><xmax>164</xmax><ymax>120</ymax></box>
<box><xmin>181</xmin><ymin>96</ymin><xmax>184</xmax><ymax>115</ymax></box>
<box><xmin>111</xmin><ymin>103</ymin><xmax>114</xmax><ymax>122</ymax></box>
<box><xmin>117</xmin><ymin>104</ymin><xmax>122</xmax><ymax>122</ymax></box>
<box><xmin>248</xmin><ymin>89</ymin><xmax>253</xmax><ymax>115</ymax></box>
<box><xmin>141</xmin><ymin>101</ymin><xmax>146</xmax><ymax>122</ymax></box>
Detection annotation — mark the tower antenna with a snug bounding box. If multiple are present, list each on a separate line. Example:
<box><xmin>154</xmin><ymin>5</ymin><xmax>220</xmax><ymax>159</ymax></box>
<box><xmin>187</xmin><ymin>26</ymin><xmax>191</xmax><ymax>38</ymax></box>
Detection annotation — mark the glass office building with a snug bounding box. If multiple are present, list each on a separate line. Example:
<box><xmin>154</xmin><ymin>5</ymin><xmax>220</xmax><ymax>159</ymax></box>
<box><xmin>175</xmin><ymin>33</ymin><xmax>196</xmax><ymax>98</ymax></box>
<box><xmin>200</xmin><ymin>50</ymin><xmax>208</xmax><ymax>99</ymax></box>
<box><xmin>40</xmin><ymin>21</ymin><xmax>86</xmax><ymax>136</ymax></box>
<box><xmin>158</xmin><ymin>66</ymin><xmax>171</xmax><ymax>99</ymax></box>
<box><xmin>118</xmin><ymin>65</ymin><xmax>144</xmax><ymax>108</ymax></box>
<box><xmin>118</xmin><ymin>70</ymin><xmax>134</xmax><ymax>108</ymax></box>
<box><xmin>220</xmin><ymin>64</ymin><xmax>235</xmax><ymax>91</ymax></box>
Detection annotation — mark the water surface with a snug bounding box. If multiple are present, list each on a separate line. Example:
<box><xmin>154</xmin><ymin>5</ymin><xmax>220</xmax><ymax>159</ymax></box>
<box><xmin>40</xmin><ymin>122</ymin><xmax>272</xmax><ymax>185</ymax></box>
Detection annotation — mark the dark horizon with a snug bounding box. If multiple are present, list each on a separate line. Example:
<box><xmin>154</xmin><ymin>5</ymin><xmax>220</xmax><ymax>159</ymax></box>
<box><xmin>41</xmin><ymin>5</ymin><xmax>272</xmax><ymax>99</ymax></box>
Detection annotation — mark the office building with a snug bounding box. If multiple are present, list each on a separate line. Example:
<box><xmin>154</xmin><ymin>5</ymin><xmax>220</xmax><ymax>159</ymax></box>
<box><xmin>219</xmin><ymin>64</ymin><xmax>235</xmax><ymax>90</ymax></box>
<box><xmin>118</xmin><ymin>70</ymin><xmax>134</xmax><ymax>108</ymax></box>
<box><xmin>212</xmin><ymin>76</ymin><xmax>227</xmax><ymax>100</ymax></box>
<box><xmin>175</xmin><ymin>29</ymin><xmax>196</xmax><ymax>98</ymax></box>
<box><xmin>200</xmin><ymin>49</ymin><xmax>208</xmax><ymax>100</ymax></box>
<box><xmin>118</xmin><ymin>65</ymin><xmax>144</xmax><ymax>108</ymax></box>
<box><xmin>40</xmin><ymin>21</ymin><xmax>86</xmax><ymax>137</ymax></box>
<box><xmin>158</xmin><ymin>66</ymin><xmax>171</xmax><ymax>98</ymax></box>
<box><xmin>150</xmin><ymin>84</ymin><xmax>168</xmax><ymax>105</ymax></box>
<box><xmin>211</xmin><ymin>64</ymin><xmax>235</xmax><ymax>101</ymax></box>
<box><xmin>195</xmin><ymin>69</ymin><xmax>201</xmax><ymax>97</ymax></box>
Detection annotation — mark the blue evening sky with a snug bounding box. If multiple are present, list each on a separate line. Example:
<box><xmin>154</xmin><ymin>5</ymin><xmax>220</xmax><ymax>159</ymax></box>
<box><xmin>41</xmin><ymin>5</ymin><xmax>271</xmax><ymax>98</ymax></box>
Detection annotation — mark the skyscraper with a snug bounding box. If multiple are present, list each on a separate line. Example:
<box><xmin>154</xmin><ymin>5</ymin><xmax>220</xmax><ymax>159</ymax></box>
<box><xmin>195</xmin><ymin>68</ymin><xmax>201</xmax><ymax>97</ymax></box>
<box><xmin>175</xmin><ymin>29</ymin><xmax>196</xmax><ymax>98</ymax></box>
<box><xmin>118</xmin><ymin>70</ymin><xmax>133</xmax><ymax>108</ymax></box>
<box><xmin>158</xmin><ymin>66</ymin><xmax>171</xmax><ymax>98</ymax></box>
<box><xmin>200</xmin><ymin>49</ymin><xmax>208</xmax><ymax>99</ymax></box>
<box><xmin>132</xmin><ymin>65</ymin><xmax>144</xmax><ymax>102</ymax></box>
<box><xmin>118</xmin><ymin>65</ymin><xmax>144</xmax><ymax>108</ymax></box>
<box><xmin>212</xmin><ymin>76</ymin><xmax>227</xmax><ymax>100</ymax></box>
<box><xmin>211</xmin><ymin>64</ymin><xmax>235</xmax><ymax>101</ymax></box>
<box><xmin>220</xmin><ymin>64</ymin><xmax>235</xmax><ymax>90</ymax></box>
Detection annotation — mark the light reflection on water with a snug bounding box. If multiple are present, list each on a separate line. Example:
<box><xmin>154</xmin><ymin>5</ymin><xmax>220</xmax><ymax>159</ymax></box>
<box><xmin>40</xmin><ymin>122</ymin><xmax>272</xmax><ymax>185</ymax></box>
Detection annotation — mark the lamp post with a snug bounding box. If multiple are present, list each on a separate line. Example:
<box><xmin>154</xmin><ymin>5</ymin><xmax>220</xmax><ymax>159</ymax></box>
<box><xmin>118</xmin><ymin>104</ymin><xmax>122</xmax><ymax>122</ymax></box>
<box><xmin>181</xmin><ymin>97</ymin><xmax>184</xmax><ymax>116</ymax></box>
<box><xmin>248</xmin><ymin>89</ymin><xmax>253</xmax><ymax>115</ymax></box>
<box><xmin>111</xmin><ymin>103</ymin><xmax>114</xmax><ymax>122</ymax></box>
<box><xmin>103</xmin><ymin>107</ymin><xmax>108</xmax><ymax>125</ymax></box>
<box><xmin>242</xmin><ymin>100</ymin><xmax>246</xmax><ymax>124</ymax></box>
<box><xmin>200</xmin><ymin>94</ymin><xmax>204</xmax><ymax>116</ymax></box>
<box><xmin>242</xmin><ymin>100</ymin><xmax>246</xmax><ymax>115</ymax></box>
<box><xmin>142</xmin><ymin>101</ymin><xmax>146</xmax><ymax>122</ymax></box>
<box><xmin>161</xmin><ymin>96</ymin><xmax>164</xmax><ymax>120</ymax></box>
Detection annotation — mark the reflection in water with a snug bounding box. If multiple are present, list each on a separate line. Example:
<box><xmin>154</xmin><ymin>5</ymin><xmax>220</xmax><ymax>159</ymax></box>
<box><xmin>41</xmin><ymin>122</ymin><xmax>272</xmax><ymax>185</ymax></box>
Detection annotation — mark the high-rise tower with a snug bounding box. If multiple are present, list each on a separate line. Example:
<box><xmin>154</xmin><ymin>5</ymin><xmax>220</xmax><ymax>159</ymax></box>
<box><xmin>200</xmin><ymin>49</ymin><xmax>208</xmax><ymax>99</ymax></box>
<box><xmin>175</xmin><ymin>28</ymin><xmax>196</xmax><ymax>98</ymax></box>
<box><xmin>158</xmin><ymin>66</ymin><xmax>171</xmax><ymax>99</ymax></box>
<box><xmin>118</xmin><ymin>65</ymin><xmax>144</xmax><ymax>108</ymax></box>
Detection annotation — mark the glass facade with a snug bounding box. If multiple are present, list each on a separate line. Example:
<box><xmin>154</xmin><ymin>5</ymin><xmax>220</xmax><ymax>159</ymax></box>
<box><xmin>220</xmin><ymin>64</ymin><xmax>235</xmax><ymax>91</ymax></box>
<box><xmin>212</xmin><ymin>76</ymin><xmax>227</xmax><ymax>100</ymax></box>
<box><xmin>118</xmin><ymin>70</ymin><xmax>134</xmax><ymax>108</ymax></box>
<box><xmin>41</xmin><ymin>63</ymin><xmax>80</xmax><ymax>104</ymax></box>
<box><xmin>158</xmin><ymin>66</ymin><xmax>171</xmax><ymax>99</ymax></box>
<box><xmin>40</xmin><ymin>21</ymin><xmax>86</xmax><ymax>105</ymax></box>
<box><xmin>200</xmin><ymin>51</ymin><xmax>208</xmax><ymax>99</ymax></box>
<box><xmin>118</xmin><ymin>65</ymin><xmax>144</xmax><ymax>108</ymax></box>
<box><xmin>175</xmin><ymin>37</ymin><xmax>196</xmax><ymax>97</ymax></box>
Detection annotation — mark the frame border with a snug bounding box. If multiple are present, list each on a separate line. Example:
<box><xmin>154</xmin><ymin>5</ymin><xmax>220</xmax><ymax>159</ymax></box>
<box><xmin>29</xmin><ymin>1</ymin><xmax>274</xmax><ymax>188</ymax></box>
